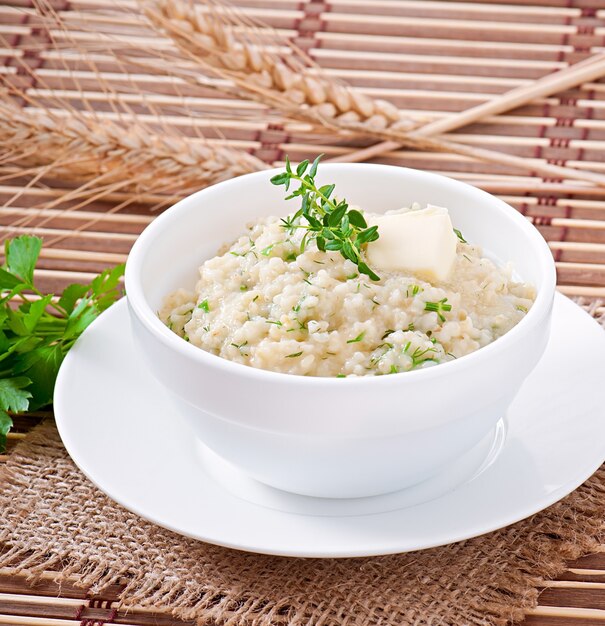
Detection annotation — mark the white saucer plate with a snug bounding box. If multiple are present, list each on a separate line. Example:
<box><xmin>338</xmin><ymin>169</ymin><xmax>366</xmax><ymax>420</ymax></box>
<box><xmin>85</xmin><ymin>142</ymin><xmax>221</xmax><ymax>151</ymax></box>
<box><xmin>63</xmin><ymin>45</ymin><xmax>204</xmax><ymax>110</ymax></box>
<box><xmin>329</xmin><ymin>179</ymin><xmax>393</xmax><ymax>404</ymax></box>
<box><xmin>54</xmin><ymin>293</ymin><xmax>605</xmax><ymax>558</ymax></box>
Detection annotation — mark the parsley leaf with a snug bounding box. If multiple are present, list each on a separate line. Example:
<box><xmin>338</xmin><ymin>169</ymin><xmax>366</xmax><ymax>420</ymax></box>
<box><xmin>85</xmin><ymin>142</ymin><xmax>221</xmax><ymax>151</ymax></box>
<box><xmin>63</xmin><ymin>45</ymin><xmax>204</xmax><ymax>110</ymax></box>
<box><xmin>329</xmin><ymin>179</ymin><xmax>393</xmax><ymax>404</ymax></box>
<box><xmin>5</xmin><ymin>235</ymin><xmax>42</xmax><ymax>285</ymax></box>
<box><xmin>0</xmin><ymin>235</ymin><xmax>124</xmax><ymax>452</ymax></box>
<box><xmin>15</xmin><ymin>345</ymin><xmax>64</xmax><ymax>410</ymax></box>
<box><xmin>0</xmin><ymin>377</ymin><xmax>32</xmax><ymax>413</ymax></box>
<box><xmin>0</xmin><ymin>268</ymin><xmax>22</xmax><ymax>291</ymax></box>
<box><xmin>58</xmin><ymin>283</ymin><xmax>90</xmax><ymax>315</ymax></box>
<box><xmin>0</xmin><ymin>411</ymin><xmax>13</xmax><ymax>452</ymax></box>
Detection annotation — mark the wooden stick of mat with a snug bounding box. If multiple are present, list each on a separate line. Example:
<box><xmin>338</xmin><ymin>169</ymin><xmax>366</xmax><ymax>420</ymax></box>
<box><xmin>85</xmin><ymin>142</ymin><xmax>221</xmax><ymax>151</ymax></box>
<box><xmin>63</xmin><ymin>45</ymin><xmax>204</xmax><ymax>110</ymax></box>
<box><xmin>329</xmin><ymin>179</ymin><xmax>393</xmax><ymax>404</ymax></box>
<box><xmin>332</xmin><ymin>52</ymin><xmax>605</xmax><ymax>164</ymax></box>
<box><xmin>567</xmin><ymin>569</ymin><xmax>605</xmax><ymax>576</ymax></box>
<box><xmin>424</xmin><ymin>140</ymin><xmax>605</xmax><ymax>188</ymax></box>
<box><xmin>525</xmin><ymin>606</ymin><xmax>605</xmax><ymax>620</ymax></box>
<box><xmin>542</xmin><ymin>581</ymin><xmax>605</xmax><ymax>589</ymax></box>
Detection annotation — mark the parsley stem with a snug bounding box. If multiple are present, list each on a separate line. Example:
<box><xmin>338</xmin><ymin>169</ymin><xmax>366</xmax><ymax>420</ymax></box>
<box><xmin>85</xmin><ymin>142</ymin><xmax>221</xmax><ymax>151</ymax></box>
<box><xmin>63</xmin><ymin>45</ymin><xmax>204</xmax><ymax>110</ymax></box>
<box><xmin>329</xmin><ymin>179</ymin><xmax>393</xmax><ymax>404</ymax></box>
<box><xmin>26</xmin><ymin>285</ymin><xmax>69</xmax><ymax>317</ymax></box>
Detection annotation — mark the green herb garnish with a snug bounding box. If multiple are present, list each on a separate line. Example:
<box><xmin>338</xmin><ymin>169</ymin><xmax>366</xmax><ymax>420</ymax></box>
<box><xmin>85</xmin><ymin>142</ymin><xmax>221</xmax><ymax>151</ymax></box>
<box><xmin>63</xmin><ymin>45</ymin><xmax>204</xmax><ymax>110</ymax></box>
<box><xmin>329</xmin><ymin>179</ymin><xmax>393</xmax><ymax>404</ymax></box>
<box><xmin>369</xmin><ymin>342</ymin><xmax>392</xmax><ymax>366</ymax></box>
<box><xmin>424</xmin><ymin>298</ymin><xmax>452</xmax><ymax>322</ymax></box>
<box><xmin>347</xmin><ymin>331</ymin><xmax>365</xmax><ymax>344</ymax></box>
<box><xmin>285</xmin><ymin>351</ymin><xmax>303</xmax><ymax>358</ymax></box>
<box><xmin>336</xmin><ymin>373</ymin><xmax>346</xmax><ymax>378</ymax></box>
<box><xmin>0</xmin><ymin>235</ymin><xmax>124</xmax><ymax>452</ymax></box>
<box><xmin>454</xmin><ymin>228</ymin><xmax>467</xmax><ymax>244</ymax></box>
<box><xmin>410</xmin><ymin>346</ymin><xmax>439</xmax><ymax>369</ymax></box>
<box><xmin>271</xmin><ymin>155</ymin><xmax>380</xmax><ymax>281</ymax></box>
<box><xmin>261</xmin><ymin>243</ymin><xmax>277</xmax><ymax>256</ymax></box>
<box><xmin>198</xmin><ymin>299</ymin><xmax>210</xmax><ymax>312</ymax></box>
<box><xmin>407</xmin><ymin>284</ymin><xmax>422</xmax><ymax>297</ymax></box>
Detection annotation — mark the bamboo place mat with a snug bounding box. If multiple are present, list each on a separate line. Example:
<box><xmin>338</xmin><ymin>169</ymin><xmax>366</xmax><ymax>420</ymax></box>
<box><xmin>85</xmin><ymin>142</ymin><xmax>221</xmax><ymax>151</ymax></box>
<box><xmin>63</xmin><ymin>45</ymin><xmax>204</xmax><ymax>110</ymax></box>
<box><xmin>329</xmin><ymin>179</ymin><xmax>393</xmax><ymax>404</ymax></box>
<box><xmin>1</xmin><ymin>0</ymin><xmax>605</xmax><ymax>624</ymax></box>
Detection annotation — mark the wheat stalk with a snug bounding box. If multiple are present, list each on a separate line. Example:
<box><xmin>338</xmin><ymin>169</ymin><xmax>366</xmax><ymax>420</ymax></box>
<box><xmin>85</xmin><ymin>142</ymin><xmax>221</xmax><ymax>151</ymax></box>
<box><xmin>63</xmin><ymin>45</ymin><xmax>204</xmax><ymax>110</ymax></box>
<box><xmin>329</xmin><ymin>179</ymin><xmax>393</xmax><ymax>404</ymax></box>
<box><xmin>0</xmin><ymin>1</ymin><xmax>265</xmax><ymax>202</ymax></box>
<box><xmin>137</xmin><ymin>0</ymin><xmax>605</xmax><ymax>189</ymax></box>
<box><xmin>0</xmin><ymin>80</ymin><xmax>266</xmax><ymax>243</ymax></box>
<box><xmin>139</xmin><ymin>0</ymin><xmax>441</xmax><ymax>149</ymax></box>
<box><xmin>0</xmin><ymin>4</ymin><xmax>269</xmax><ymax>241</ymax></box>
<box><xmin>0</xmin><ymin>99</ymin><xmax>264</xmax><ymax>195</ymax></box>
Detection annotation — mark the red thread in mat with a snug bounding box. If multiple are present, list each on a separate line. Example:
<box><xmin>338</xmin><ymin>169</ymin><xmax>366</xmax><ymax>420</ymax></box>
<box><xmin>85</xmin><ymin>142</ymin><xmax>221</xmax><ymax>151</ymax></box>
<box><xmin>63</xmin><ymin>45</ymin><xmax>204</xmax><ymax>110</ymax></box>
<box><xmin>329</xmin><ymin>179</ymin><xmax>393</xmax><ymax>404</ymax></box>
<box><xmin>533</xmin><ymin>87</ymin><xmax>587</xmax><ymax>183</ymax></box>
<box><xmin>572</xmin><ymin>6</ymin><xmax>597</xmax><ymax>52</ymax></box>
<box><xmin>293</xmin><ymin>0</ymin><xmax>329</xmax><ymax>52</ymax></box>
<box><xmin>577</xmin><ymin>88</ymin><xmax>596</xmax><ymax>161</ymax></box>
<box><xmin>536</xmin><ymin>198</ymin><xmax>568</xmax><ymax>262</ymax></box>
<box><xmin>251</xmin><ymin>123</ymin><xmax>288</xmax><ymax>165</ymax></box>
<box><xmin>252</xmin><ymin>0</ymin><xmax>330</xmax><ymax>165</ymax></box>
<box><xmin>559</xmin><ymin>96</ymin><xmax>578</xmax><ymax>106</ymax></box>
<box><xmin>533</xmin><ymin>101</ymin><xmax>550</xmax><ymax>164</ymax></box>
<box><xmin>533</xmin><ymin>199</ymin><xmax>555</xmax><ymax>254</ymax></box>
<box><xmin>561</xmin><ymin>201</ymin><xmax>574</xmax><ymax>262</ymax></box>
<box><xmin>536</xmin><ymin>197</ymin><xmax>557</xmax><ymax>222</ymax></box>
<box><xmin>532</xmin><ymin>216</ymin><xmax>553</xmax><ymax>227</ymax></box>
<box><xmin>558</xmin><ymin>7</ymin><xmax>572</xmax><ymax>60</ymax></box>
<box><xmin>75</xmin><ymin>604</ymin><xmax>85</xmax><ymax>621</ymax></box>
<box><xmin>542</xmin><ymin>1</ymin><xmax>599</xmax><ymax>177</ymax></box>
<box><xmin>560</xmin><ymin>4</ymin><xmax>599</xmax><ymax>60</ymax></box>
<box><xmin>8</xmin><ymin>1</ymin><xmax>70</xmax><ymax>93</ymax></box>
<box><xmin>252</xmin><ymin>0</ymin><xmax>330</xmax><ymax>164</ymax></box>
<box><xmin>537</xmin><ymin>197</ymin><xmax>558</xmax><ymax>208</ymax></box>
<box><xmin>75</xmin><ymin>597</ymin><xmax>117</xmax><ymax>626</ymax></box>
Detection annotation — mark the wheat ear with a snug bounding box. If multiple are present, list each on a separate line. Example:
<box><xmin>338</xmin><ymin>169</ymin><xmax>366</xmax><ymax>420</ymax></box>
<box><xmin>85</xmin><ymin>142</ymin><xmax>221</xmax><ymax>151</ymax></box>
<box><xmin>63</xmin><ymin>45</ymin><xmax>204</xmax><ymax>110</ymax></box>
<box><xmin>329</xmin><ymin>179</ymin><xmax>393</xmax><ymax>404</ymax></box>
<box><xmin>140</xmin><ymin>0</ymin><xmax>441</xmax><ymax>148</ymax></box>
<box><xmin>0</xmin><ymin>95</ymin><xmax>266</xmax><ymax>197</ymax></box>
<box><xmin>139</xmin><ymin>0</ymin><xmax>605</xmax><ymax>189</ymax></box>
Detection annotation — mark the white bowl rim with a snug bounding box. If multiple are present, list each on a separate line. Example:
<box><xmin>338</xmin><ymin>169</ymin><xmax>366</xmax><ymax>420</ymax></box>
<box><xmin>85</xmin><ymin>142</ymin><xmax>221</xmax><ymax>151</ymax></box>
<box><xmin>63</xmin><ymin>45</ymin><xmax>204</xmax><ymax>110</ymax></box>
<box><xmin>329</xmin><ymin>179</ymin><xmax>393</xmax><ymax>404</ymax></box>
<box><xmin>125</xmin><ymin>163</ymin><xmax>556</xmax><ymax>386</ymax></box>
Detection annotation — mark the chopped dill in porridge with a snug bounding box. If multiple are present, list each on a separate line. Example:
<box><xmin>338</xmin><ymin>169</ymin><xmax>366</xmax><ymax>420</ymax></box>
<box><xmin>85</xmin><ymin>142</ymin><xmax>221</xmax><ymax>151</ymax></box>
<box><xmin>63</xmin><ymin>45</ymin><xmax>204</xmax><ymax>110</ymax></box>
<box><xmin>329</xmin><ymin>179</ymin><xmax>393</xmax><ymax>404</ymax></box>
<box><xmin>160</xmin><ymin>157</ymin><xmax>535</xmax><ymax>378</ymax></box>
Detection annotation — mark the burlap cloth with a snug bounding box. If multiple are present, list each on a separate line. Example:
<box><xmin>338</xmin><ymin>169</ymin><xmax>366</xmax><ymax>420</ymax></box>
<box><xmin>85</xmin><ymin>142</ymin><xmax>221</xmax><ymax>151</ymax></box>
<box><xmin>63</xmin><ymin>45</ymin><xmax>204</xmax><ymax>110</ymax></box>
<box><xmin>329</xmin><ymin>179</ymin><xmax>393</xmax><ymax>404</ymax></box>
<box><xmin>0</xmin><ymin>304</ymin><xmax>604</xmax><ymax>626</ymax></box>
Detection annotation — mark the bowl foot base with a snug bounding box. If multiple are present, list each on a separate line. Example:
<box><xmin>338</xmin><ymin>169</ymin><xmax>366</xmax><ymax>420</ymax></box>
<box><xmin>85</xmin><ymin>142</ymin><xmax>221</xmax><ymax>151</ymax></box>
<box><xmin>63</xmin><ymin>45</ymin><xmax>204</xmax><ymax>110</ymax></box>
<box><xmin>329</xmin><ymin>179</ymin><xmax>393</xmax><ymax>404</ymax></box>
<box><xmin>194</xmin><ymin>419</ymin><xmax>506</xmax><ymax>517</ymax></box>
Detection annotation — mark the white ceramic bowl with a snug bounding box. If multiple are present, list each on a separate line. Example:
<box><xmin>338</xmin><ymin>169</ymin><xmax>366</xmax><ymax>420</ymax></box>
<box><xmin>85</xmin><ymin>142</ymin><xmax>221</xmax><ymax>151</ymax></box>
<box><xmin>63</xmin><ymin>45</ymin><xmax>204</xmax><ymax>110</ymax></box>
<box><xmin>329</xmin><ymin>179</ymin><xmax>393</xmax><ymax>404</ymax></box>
<box><xmin>125</xmin><ymin>164</ymin><xmax>556</xmax><ymax>498</ymax></box>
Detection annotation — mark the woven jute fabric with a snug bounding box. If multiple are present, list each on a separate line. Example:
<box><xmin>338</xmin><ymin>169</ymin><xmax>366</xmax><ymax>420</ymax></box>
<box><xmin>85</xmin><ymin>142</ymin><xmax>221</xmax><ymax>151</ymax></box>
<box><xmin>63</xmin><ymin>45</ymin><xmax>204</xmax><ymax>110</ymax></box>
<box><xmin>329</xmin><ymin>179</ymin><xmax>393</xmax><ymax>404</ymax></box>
<box><xmin>0</xmin><ymin>305</ymin><xmax>604</xmax><ymax>626</ymax></box>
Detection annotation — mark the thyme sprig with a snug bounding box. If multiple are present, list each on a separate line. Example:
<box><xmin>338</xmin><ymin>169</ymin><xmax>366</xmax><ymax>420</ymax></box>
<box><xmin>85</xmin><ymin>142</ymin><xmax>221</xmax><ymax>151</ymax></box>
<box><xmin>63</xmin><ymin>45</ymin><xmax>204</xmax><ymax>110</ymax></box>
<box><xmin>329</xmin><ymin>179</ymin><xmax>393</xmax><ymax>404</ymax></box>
<box><xmin>270</xmin><ymin>154</ymin><xmax>380</xmax><ymax>281</ymax></box>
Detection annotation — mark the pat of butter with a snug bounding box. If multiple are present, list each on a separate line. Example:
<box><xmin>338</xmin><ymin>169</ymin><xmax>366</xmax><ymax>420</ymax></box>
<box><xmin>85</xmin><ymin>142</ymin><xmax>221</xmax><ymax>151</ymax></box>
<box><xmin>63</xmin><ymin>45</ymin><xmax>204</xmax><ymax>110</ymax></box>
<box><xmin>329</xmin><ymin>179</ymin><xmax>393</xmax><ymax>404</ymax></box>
<box><xmin>365</xmin><ymin>204</ymin><xmax>458</xmax><ymax>282</ymax></box>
